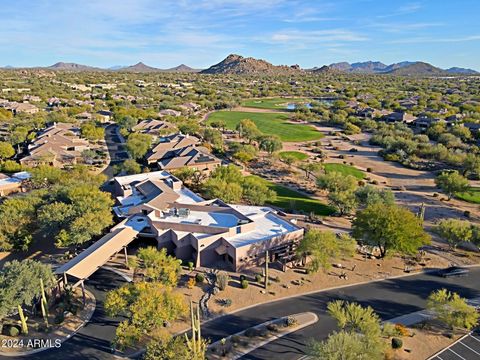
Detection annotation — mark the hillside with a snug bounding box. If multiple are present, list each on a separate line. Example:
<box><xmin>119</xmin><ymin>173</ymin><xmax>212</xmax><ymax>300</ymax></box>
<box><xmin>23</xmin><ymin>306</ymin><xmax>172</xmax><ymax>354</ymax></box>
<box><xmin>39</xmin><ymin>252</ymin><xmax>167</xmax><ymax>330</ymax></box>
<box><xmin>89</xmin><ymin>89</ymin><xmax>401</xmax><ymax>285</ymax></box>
<box><xmin>201</xmin><ymin>54</ymin><xmax>301</xmax><ymax>75</ymax></box>
<box><xmin>46</xmin><ymin>62</ymin><xmax>103</xmax><ymax>71</ymax></box>
<box><xmin>118</xmin><ymin>62</ymin><xmax>161</xmax><ymax>72</ymax></box>
<box><xmin>446</xmin><ymin>67</ymin><xmax>479</xmax><ymax>75</ymax></box>
<box><xmin>386</xmin><ymin>62</ymin><xmax>445</xmax><ymax>76</ymax></box>
<box><xmin>164</xmin><ymin>64</ymin><xmax>200</xmax><ymax>73</ymax></box>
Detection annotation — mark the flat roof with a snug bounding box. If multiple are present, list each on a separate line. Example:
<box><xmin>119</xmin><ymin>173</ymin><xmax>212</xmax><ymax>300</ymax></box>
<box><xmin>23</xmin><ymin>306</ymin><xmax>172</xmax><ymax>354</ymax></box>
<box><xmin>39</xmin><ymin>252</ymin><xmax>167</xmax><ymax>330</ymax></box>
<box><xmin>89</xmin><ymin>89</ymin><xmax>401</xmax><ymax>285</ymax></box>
<box><xmin>155</xmin><ymin>210</ymin><xmax>240</xmax><ymax>228</ymax></box>
<box><xmin>225</xmin><ymin>205</ymin><xmax>300</xmax><ymax>248</ymax></box>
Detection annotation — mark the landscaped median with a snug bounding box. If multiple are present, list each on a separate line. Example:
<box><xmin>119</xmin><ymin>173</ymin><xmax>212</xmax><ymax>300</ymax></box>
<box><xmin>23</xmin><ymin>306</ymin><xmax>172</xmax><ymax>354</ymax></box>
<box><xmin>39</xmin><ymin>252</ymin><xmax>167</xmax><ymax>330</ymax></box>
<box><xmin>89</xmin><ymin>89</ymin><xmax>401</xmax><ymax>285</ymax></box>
<box><xmin>0</xmin><ymin>288</ymin><xmax>96</xmax><ymax>357</ymax></box>
<box><xmin>206</xmin><ymin>312</ymin><xmax>318</xmax><ymax>360</ymax></box>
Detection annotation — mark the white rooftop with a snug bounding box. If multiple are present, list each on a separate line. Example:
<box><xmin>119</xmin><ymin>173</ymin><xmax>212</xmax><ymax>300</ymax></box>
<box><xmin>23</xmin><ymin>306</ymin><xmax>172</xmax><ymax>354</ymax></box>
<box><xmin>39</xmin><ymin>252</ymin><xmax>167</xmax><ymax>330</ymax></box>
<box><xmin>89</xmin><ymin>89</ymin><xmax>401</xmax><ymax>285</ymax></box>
<box><xmin>225</xmin><ymin>205</ymin><xmax>299</xmax><ymax>248</ymax></box>
<box><xmin>115</xmin><ymin>170</ymin><xmax>171</xmax><ymax>186</ymax></box>
<box><xmin>153</xmin><ymin>210</ymin><xmax>240</xmax><ymax>228</ymax></box>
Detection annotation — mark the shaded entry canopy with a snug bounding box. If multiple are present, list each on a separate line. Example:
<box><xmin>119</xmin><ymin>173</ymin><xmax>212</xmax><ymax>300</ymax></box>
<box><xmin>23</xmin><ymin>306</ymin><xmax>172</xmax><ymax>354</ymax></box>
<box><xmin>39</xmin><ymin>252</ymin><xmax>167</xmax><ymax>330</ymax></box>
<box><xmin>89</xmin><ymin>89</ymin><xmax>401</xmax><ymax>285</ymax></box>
<box><xmin>55</xmin><ymin>226</ymin><xmax>139</xmax><ymax>281</ymax></box>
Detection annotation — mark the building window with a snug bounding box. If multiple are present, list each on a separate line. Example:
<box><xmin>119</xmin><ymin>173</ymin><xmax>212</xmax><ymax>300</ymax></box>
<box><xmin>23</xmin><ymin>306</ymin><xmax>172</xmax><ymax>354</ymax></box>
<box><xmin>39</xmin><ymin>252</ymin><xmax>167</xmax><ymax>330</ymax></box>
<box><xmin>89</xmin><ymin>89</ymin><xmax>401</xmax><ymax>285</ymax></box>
<box><xmin>236</xmin><ymin>226</ymin><xmax>241</xmax><ymax>234</ymax></box>
<box><xmin>227</xmin><ymin>255</ymin><xmax>234</xmax><ymax>263</ymax></box>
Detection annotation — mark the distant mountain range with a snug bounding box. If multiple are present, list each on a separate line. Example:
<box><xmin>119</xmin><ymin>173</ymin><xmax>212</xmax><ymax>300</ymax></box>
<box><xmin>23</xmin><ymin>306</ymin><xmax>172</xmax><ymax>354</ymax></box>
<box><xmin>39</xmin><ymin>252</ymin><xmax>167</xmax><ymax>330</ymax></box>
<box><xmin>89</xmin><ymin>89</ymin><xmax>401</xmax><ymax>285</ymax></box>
<box><xmin>325</xmin><ymin>61</ymin><xmax>478</xmax><ymax>75</ymax></box>
<box><xmin>1</xmin><ymin>56</ymin><xmax>477</xmax><ymax>76</ymax></box>
<box><xmin>5</xmin><ymin>61</ymin><xmax>200</xmax><ymax>73</ymax></box>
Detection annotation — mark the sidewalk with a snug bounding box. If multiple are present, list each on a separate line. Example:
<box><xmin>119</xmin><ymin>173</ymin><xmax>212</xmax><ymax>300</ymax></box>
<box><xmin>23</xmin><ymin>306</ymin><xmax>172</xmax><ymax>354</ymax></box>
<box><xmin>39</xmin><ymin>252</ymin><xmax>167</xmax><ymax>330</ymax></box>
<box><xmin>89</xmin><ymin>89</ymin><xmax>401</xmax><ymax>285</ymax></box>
<box><xmin>386</xmin><ymin>297</ymin><xmax>480</xmax><ymax>326</ymax></box>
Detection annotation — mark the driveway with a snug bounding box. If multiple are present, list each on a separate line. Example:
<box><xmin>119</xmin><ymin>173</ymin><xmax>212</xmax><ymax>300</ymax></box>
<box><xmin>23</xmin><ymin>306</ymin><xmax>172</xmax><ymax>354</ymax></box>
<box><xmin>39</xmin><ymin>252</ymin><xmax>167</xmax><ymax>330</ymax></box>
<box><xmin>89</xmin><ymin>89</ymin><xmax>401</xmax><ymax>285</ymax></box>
<box><xmin>0</xmin><ymin>269</ymin><xmax>129</xmax><ymax>360</ymax></box>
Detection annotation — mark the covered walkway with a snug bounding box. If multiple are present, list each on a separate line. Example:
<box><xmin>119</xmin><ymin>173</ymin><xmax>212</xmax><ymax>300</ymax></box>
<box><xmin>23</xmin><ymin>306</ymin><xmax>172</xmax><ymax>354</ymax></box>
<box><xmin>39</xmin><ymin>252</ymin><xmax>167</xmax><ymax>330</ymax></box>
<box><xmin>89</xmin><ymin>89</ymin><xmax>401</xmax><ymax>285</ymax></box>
<box><xmin>55</xmin><ymin>226</ymin><xmax>139</xmax><ymax>287</ymax></box>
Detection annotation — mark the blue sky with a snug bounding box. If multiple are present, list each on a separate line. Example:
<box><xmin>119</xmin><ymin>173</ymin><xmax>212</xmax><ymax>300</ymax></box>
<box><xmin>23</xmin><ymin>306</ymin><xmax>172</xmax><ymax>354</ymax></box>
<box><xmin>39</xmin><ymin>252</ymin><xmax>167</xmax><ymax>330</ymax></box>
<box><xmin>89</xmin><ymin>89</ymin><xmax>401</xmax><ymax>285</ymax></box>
<box><xmin>2</xmin><ymin>0</ymin><xmax>480</xmax><ymax>70</ymax></box>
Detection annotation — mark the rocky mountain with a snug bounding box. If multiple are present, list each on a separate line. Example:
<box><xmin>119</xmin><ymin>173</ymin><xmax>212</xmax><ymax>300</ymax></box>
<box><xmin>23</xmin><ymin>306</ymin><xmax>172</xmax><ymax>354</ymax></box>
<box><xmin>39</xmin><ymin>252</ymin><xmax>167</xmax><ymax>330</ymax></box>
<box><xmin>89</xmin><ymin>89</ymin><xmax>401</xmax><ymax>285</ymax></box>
<box><xmin>164</xmin><ymin>64</ymin><xmax>200</xmax><ymax>73</ymax></box>
<box><xmin>323</xmin><ymin>60</ymin><xmax>477</xmax><ymax>76</ymax></box>
<box><xmin>311</xmin><ymin>65</ymin><xmax>339</xmax><ymax>74</ymax></box>
<box><xmin>446</xmin><ymin>67</ymin><xmax>479</xmax><ymax>75</ymax></box>
<box><xmin>46</xmin><ymin>62</ymin><xmax>102</xmax><ymax>71</ymax></box>
<box><xmin>386</xmin><ymin>62</ymin><xmax>445</xmax><ymax>76</ymax></box>
<box><xmin>201</xmin><ymin>54</ymin><xmax>301</xmax><ymax>75</ymax></box>
<box><xmin>118</xmin><ymin>62</ymin><xmax>162</xmax><ymax>72</ymax></box>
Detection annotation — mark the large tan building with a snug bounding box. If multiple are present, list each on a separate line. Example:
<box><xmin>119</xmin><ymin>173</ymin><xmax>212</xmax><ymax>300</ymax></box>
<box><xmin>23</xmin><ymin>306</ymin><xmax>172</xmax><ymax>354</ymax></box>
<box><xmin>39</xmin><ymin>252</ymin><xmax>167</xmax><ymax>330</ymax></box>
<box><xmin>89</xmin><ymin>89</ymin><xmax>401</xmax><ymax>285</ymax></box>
<box><xmin>112</xmin><ymin>171</ymin><xmax>303</xmax><ymax>271</ymax></box>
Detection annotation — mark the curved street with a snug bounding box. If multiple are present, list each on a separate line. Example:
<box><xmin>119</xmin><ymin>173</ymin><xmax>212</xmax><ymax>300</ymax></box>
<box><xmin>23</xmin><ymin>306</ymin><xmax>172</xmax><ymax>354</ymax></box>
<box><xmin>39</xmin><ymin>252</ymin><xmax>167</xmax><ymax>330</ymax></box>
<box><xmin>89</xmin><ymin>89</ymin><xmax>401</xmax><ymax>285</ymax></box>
<box><xmin>3</xmin><ymin>268</ymin><xmax>479</xmax><ymax>360</ymax></box>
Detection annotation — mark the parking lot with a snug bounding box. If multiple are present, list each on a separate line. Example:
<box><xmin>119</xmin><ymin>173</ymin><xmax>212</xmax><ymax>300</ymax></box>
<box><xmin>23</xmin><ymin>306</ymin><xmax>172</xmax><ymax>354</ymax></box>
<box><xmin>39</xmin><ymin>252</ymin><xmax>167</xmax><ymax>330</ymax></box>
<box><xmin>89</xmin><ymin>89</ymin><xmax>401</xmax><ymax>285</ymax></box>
<box><xmin>430</xmin><ymin>329</ymin><xmax>480</xmax><ymax>360</ymax></box>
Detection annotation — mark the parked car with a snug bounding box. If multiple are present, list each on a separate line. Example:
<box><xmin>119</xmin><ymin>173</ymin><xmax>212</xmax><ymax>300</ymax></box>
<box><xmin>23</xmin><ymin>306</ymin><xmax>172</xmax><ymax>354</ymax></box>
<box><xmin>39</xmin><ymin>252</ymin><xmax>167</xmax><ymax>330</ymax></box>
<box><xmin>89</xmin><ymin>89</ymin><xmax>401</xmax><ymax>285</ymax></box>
<box><xmin>437</xmin><ymin>266</ymin><xmax>470</xmax><ymax>278</ymax></box>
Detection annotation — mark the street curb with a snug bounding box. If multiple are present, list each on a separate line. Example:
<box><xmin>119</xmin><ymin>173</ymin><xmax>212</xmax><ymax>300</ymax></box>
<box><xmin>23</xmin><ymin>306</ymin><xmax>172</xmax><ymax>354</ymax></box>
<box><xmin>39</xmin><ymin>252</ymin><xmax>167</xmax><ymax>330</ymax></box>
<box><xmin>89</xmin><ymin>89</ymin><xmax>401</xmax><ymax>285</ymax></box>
<box><xmin>0</xmin><ymin>289</ymin><xmax>96</xmax><ymax>357</ymax></box>
<box><xmin>102</xmin><ymin>266</ymin><xmax>133</xmax><ymax>282</ymax></box>
<box><xmin>208</xmin><ymin>312</ymin><xmax>318</xmax><ymax>360</ymax></box>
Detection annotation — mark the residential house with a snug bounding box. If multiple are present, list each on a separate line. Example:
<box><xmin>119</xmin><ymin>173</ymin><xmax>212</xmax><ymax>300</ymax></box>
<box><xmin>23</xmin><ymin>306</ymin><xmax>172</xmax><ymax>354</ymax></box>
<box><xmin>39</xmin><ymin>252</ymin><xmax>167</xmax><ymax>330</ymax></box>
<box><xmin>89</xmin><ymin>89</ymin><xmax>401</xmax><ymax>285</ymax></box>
<box><xmin>0</xmin><ymin>172</ymin><xmax>30</xmax><ymax>196</ymax></box>
<box><xmin>157</xmin><ymin>146</ymin><xmax>221</xmax><ymax>173</ymax></box>
<box><xmin>413</xmin><ymin>115</ymin><xmax>441</xmax><ymax>129</ymax></box>
<box><xmin>462</xmin><ymin>123</ymin><xmax>480</xmax><ymax>135</ymax></box>
<box><xmin>158</xmin><ymin>109</ymin><xmax>181</xmax><ymax>117</ymax></box>
<box><xmin>96</xmin><ymin>110</ymin><xmax>113</xmax><ymax>123</ymax></box>
<box><xmin>382</xmin><ymin>111</ymin><xmax>416</xmax><ymax>124</ymax></box>
<box><xmin>3</xmin><ymin>102</ymin><xmax>39</xmax><ymax>115</ymax></box>
<box><xmin>20</xmin><ymin>123</ymin><xmax>92</xmax><ymax>168</ymax></box>
<box><xmin>179</xmin><ymin>102</ymin><xmax>201</xmax><ymax>114</ymax></box>
<box><xmin>75</xmin><ymin>112</ymin><xmax>93</xmax><ymax>121</ymax></box>
<box><xmin>146</xmin><ymin>133</ymin><xmax>199</xmax><ymax>164</ymax></box>
<box><xmin>132</xmin><ymin>119</ymin><xmax>176</xmax><ymax>139</ymax></box>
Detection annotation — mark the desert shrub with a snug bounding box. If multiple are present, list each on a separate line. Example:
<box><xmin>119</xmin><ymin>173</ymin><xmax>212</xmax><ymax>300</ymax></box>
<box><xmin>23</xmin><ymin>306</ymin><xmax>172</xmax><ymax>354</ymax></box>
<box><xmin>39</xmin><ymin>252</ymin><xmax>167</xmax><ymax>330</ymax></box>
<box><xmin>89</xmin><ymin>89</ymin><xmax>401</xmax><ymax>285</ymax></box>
<box><xmin>366</xmin><ymin>167</ymin><xmax>373</xmax><ymax>172</ymax></box>
<box><xmin>258</xmin><ymin>328</ymin><xmax>269</xmax><ymax>337</ymax></box>
<box><xmin>245</xmin><ymin>328</ymin><xmax>259</xmax><ymax>338</ymax></box>
<box><xmin>371</xmin><ymin>180</ymin><xmax>379</xmax><ymax>185</ymax></box>
<box><xmin>54</xmin><ymin>312</ymin><xmax>64</xmax><ymax>324</ymax></box>
<box><xmin>8</xmin><ymin>326</ymin><xmax>19</xmax><ymax>337</ymax></box>
<box><xmin>394</xmin><ymin>324</ymin><xmax>409</xmax><ymax>336</ymax></box>
<box><xmin>241</xmin><ymin>279</ymin><xmax>249</xmax><ymax>289</ymax></box>
<box><xmin>216</xmin><ymin>272</ymin><xmax>229</xmax><ymax>291</ymax></box>
<box><xmin>273</xmin><ymin>276</ymin><xmax>280</xmax><ymax>283</ymax></box>
<box><xmin>433</xmin><ymin>193</ymin><xmax>439</xmax><ymax>197</ymax></box>
<box><xmin>231</xmin><ymin>335</ymin><xmax>241</xmax><ymax>344</ymax></box>
<box><xmin>464</xmin><ymin>210</ymin><xmax>471</xmax><ymax>218</ymax></box>
<box><xmin>255</xmin><ymin>274</ymin><xmax>263</xmax><ymax>283</ymax></box>
<box><xmin>239</xmin><ymin>274</ymin><xmax>246</xmax><ymax>281</ymax></box>
<box><xmin>339</xmin><ymin>154</ymin><xmax>345</xmax><ymax>159</ymax></box>
<box><xmin>358</xmin><ymin>180</ymin><xmax>366</xmax><ymax>186</ymax></box>
<box><xmin>187</xmin><ymin>261</ymin><xmax>194</xmax><ymax>271</ymax></box>
<box><xmin>195</xmin><ymin>273</ymin><xmax>205</xmax><ymax>283</ymax></box>
<box><xmin>216</xmin><ymin>298</ymin><xmax>233</xmax><ymax>307</ymax></box>
<box><xmin>284</xmin><ymin>316</ymin><xmax>298</xmax><ymax>327</ymax></box>
<box><xmin>267</xmin><ymin>323</ymin><xmax>279</xmax><ymax>332</ymax></box>
<box><xmin>392</xmin><ymin>337</ymin><xmax>403</xmax><ymax>349</ymax></box>
<box><xmin>187</xmin><ymin>277</ymin><xmax>196</xmax><ymax>289</ymax></box>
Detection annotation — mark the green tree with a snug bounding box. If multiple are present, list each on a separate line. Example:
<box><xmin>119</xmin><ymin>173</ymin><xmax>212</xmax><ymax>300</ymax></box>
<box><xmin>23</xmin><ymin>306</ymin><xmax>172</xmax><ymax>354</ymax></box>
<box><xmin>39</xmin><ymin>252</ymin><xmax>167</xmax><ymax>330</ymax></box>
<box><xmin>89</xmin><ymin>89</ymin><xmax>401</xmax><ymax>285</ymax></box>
<box><xmin>105</xmin><ymin>282</ymin><xmax>187</xmax><ymax>349</ymax></box>
<box><xmin>145</xmin><ymin>334</ymin><xmax>194</xmax><ymax>360</ymax></box>
<box><xmin>355</xmin><ymin>185</ymin><xmax>395</xmax><ymax>207</ymax></box>
<box><xmin>126</xmin><ymin>133</ymin><xmax>152</xmax><ymax>160</ymax></box>
<box><xmin>352</xmin><ymin>203</ymin><xmax>430</xmax><ymax>258</ymax></box>
<box><xmin>202</xmin><ymin>128</ymin><xmax>223</xmax><ymax>151</ymax></box>
<box><xmin>462</xmin><ymin>153</ymin><xmax>480</xmax><ymax>177</ymax></box>
<box><xmin>435</xmin><ymin>171</ymin><xmax>469</xmax><ymax>200</ymax></box>
<box><xmin>317</xmin><ymin>172</ymin><xmax>358</xmax><ymax>215</ymax></box>
<box><xmin>236</xmin><ymin>119</ymin><xmax>261</xmax><ymax>143</ymax></box>
<box><xmin>137</xmin><ymin>247</ymin><xmax>181</xmax><ymax>286</ymax></box>
<box><xmin>242</xmin><ymin>176</ymin><xmax>276</xmax><ymax>205</ymax></box>
<box><xmin>435</xmin><ymin>219</ymin><xmax>473</xmax><ymax>249</ymax></box>
<box><xmin>296</xmin><ymin>230</ymin><xmax>357</xmax><ymax>272</ymax></box>
<box><xmin>81</xmin><ymin>122</ymin><xmax>105</xmax><ymax>141</ymax></box>
<box><xmin>121</xmin><ymin>159</ymin><xmax>142</xmax><ymax>175</ymax></box>
<box><xmin>308</xmin><ymin>331</ymin><xmax>376</xmax><ymax>360</ymax></box>
<box><xmin>258</xmin><ymin>135</ymin><xmax>283</xmax><ymax>154</ymax></box>
<box><xmin>0</xmin><ymin>260</ymin><xmax>55</xmax><ymax>332</ymax></box>
<box><xmin>308</xmin><ymin>301</ymin><xmax>387</xmax><ymax>360</ymax></box>
<box><xmin>203</xmin><ymin>178</ymin><xmax>242</xmax><ymax>203</ymax></box>
<box><xmin>427</xmin><ymin>289</ymin><xmax>479</xmax><ymax>332</ymax></box>
<box><xmin>0</xmin><ymin>141</ymin><xmax>15</xmax><ymax>160</ymax></box>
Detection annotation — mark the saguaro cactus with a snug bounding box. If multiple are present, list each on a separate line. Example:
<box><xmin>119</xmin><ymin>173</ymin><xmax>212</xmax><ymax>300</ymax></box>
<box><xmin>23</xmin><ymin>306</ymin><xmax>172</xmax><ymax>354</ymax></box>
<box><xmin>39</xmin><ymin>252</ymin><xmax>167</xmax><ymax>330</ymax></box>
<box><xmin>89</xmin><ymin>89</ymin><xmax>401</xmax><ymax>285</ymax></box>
<box><xmin>418</xmin><ymin>202</ymin><xmax>426</xmax><ymax>222</ymax></box>
<box><xmin>264</xmin><ymin>250</ymin><xmax>269</xmax><ymax>289</ymax></box>
<box><xmin>18</xmin><ymin>305</ymin><xmax>28</xmax><ymax>335</ymax></box>
<box><xmin>185</xmin><ymin>301</ymin><xmax>206</xmax><ymax>360</ymax></box>
<box><xmin>40</xmin><ymin>278</ymin><xmax>49</xmax><ymax>327</ymax></box>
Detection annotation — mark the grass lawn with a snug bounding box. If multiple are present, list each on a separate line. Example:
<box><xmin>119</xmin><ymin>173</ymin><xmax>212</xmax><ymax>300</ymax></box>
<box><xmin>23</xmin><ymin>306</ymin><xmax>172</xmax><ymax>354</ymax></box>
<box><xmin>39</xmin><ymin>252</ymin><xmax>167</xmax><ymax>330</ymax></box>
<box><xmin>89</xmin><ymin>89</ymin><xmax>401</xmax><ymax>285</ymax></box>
<box><xmin>324</xmin><ymin>163</ymin><xmax>365</xmax><ymax>179</ymax></box>
<box><xmin>279</xmin><ymin>151</ymin><xmax>309</xmax><ymax>161</ymax></box>
<box><xmin>241</xmin><ymin>97</ymin><xmax>309</xmax><ymax>110</ymax></box>
<box><xmin>207</xmin><ymin>111</ymin><xmax>323</xmax><ymax>142</ymax></box>
<box><xmin>247</xmin><ymin>176</ymin><xmax>334</xmax><ymax>215</ymax></box>
<box><xmin>456</xmin><ymin>187</ymin><xmax>480</xmax><ymax>204</ymax></box>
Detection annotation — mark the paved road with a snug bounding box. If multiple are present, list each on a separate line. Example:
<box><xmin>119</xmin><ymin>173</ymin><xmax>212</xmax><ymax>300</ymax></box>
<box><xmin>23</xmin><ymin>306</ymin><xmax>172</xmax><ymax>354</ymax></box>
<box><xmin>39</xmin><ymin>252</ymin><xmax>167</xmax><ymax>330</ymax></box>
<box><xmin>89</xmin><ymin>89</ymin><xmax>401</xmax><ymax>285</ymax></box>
<box><xmin>101</xmin><ymin>124</ymin><xmax>127</xmax><ymax>181</ymax></box>
<box><xmin>200</xmin><ymin>268</ymin><xmax>480</xmax><ymax>360</ymax></box>
<box><xmin>5</xmin><ymin>268</ymin><xmax>480</xmax><ymax>360</ymax></box>
<box><xmin>0</xmin><ymin>269</ymin><xmax>127</xmax><ymax>360</ymax></box>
